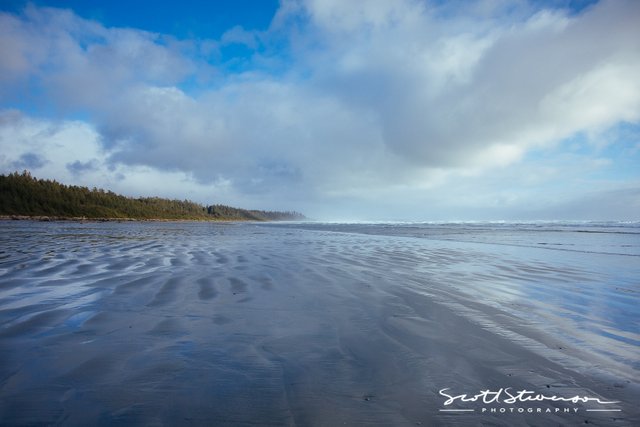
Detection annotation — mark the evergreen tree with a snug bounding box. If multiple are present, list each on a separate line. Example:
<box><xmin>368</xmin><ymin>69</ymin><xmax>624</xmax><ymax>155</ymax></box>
<box><xmin>0</xmin><ymin>171</ymin><xmax>306</xmax><ymax>221</ymax></box>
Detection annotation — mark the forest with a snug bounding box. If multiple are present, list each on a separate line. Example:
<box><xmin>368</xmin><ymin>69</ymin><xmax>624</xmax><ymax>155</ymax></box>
<box><xmin>0</xmin><ymin>171</ymin><xmax>306</xmax><ymax>221</ymax></box>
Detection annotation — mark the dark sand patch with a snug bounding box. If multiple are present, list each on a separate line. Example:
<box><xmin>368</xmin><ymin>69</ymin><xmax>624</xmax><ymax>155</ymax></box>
<box><xmin>212</xmin><ymin>315</ymin><xmax>232</xmax><ymax>325</ymax></box>
<box><xmin>197</xmin><ymin>277</ymin><xmax>218</xmax><ymax>300</ymax></box>
<box><xmin>147</xmin><ymin>277</ymin><xmax>182</xmax><ymax>307</ymax></box>
<box><xmin>228</xmin><ymin>277</ymin><xmax>248</xmax><ymax>295</ymax></box>
<box><xmin>148</xmin><ymin>317</ymin><xmax>186</xmax><ymax>337</ymax></box>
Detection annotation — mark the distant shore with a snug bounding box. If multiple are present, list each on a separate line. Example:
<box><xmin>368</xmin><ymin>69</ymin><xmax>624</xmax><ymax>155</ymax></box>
<box><xmin>0</xmin><ymin>171</ymin><xmax>306</xmax><ymax>222</ymax></box>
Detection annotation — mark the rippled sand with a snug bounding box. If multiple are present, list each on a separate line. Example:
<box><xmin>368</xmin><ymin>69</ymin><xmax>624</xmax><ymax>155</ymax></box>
<box><xmin>0</xmin><ymin>221</ymin><xmax>638</xmax><ymax>426</ymax></box>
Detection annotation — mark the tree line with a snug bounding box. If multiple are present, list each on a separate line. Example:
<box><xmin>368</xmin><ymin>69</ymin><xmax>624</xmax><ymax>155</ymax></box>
<box><xmin>0</xmin><ymin>171</ymin><xmax>306</xmax><ymax>221</ymax></box>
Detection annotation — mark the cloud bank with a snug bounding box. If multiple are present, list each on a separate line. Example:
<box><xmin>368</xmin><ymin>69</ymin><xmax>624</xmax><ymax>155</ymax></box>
<box><xmin>1</xmin><ymin>0</ymin><xmax>639</xmax><ymax>219</ymax></box>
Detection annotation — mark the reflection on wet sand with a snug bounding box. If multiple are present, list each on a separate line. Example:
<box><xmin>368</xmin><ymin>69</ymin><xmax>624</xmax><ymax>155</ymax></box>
<box><xmin>0</xmin><ymin>221</ymin><xmax>638</xmax><ymax>425</ymax></box>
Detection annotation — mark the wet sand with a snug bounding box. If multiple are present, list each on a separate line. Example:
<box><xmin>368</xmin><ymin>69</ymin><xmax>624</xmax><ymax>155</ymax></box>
<box><xmin>0</xmin><ymin>221</ymin><xmax>638</xmax><ymax>425</ymax></box>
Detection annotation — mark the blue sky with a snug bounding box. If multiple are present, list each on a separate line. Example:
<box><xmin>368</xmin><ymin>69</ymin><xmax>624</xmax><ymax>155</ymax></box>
<box><xmin>1</xmin><ymin>0</ymin><xmax>639</xmax><ymax>220</ymax></box>
<box><xmin>2</xmin><ymin>1</ymin><xmax>279</xmax><ymax>38</ymax></box>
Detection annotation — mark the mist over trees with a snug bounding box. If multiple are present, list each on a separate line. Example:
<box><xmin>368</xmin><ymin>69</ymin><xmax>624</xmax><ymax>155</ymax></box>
<box><xmin>0</xmin><ymin>171</ymin><xmax>306</xmax><ymax>221</ymax></box>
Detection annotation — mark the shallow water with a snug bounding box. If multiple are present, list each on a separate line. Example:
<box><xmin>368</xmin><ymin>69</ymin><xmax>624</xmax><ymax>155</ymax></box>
<box><xmin>0</xmin><ymin>220</ymin><xmax>638</xmax><ymax>426</ymax></box>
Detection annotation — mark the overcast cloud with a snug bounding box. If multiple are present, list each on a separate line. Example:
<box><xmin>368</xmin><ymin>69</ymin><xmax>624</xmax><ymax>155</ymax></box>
<box><xmin>1</xmin><ymin>0</ymin><xmax>639</xmax><ymax>220</ymax></box>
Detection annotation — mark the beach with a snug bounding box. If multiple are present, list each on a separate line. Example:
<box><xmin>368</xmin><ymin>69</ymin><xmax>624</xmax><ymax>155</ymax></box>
<box><xmin>0</xmin><ymin>220</ymin><xmax>638</xmax><ymax>425</ymax></box>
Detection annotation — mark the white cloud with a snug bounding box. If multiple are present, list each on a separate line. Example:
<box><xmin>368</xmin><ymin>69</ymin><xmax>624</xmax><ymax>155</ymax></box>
<box><xmin>0</xmin><ymin>4</ymin><xmax>199</xmax><ymax>107</ymax></box>
<box><xmin>0</xmin><ymin>110</ymin><xmax>232</xmax><ymax>205</ymax></box>
<box><xmin>221</xmin><ymin>26</ymin><xmax>260</xmax><ymax>49</ymax></box>
<box><xmin>0</xmin><ymin>110</ymin><xmax>100</xmax><ymax>178</ymax></box>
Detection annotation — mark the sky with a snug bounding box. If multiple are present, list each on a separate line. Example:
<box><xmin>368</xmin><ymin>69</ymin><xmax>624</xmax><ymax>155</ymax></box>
<box><xmin>1</xmin><ymin>0</ymin><xmax>639</xmax><ymax>221</ymax></box>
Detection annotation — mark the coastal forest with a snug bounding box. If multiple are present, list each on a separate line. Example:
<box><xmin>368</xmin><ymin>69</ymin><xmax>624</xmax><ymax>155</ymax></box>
<box><xmin>0</xmin><ymin>171</ymin><xmax>306</xmax><ymax>221</ymax></box>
